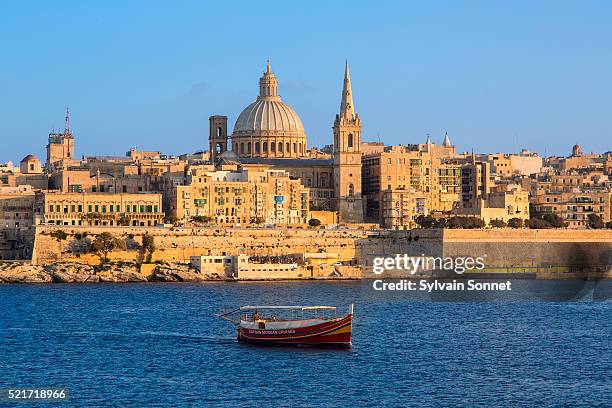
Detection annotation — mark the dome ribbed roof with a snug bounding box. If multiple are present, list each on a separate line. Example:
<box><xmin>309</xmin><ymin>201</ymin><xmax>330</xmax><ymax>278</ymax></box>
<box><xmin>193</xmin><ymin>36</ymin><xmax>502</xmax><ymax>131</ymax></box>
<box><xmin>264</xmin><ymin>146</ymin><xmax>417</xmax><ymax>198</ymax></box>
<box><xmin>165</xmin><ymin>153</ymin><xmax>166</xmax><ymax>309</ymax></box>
<box><xmin>21</xmin><ymin>154</ymin><xmax>40</xmax><ymax>163</ymax></box>
<box><xmin>233</xmin><ymin>99</ymin><xmax>304</xmax><ymax>134</ymax></box>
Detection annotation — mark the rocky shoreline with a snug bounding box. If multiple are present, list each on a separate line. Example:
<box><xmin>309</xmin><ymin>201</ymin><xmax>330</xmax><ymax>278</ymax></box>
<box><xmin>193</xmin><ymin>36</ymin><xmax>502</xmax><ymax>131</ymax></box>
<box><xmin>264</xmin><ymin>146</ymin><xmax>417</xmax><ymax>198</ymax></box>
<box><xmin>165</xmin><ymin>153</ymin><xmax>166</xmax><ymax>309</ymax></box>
<box><xmin>0</xmin><ymin>261</ymin><xmax>217</xmax><ymax>283</ymax></box>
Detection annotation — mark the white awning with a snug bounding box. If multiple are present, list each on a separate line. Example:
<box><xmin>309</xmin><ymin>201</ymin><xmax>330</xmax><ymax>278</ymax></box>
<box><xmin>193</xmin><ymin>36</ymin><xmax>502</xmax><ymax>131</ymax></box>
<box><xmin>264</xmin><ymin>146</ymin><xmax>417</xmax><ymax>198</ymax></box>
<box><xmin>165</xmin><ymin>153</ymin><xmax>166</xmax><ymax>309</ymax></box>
<box><xmin>239</xmin><ymin>305</ymin><xmax>337</xmax><ymax>311</ymax></box>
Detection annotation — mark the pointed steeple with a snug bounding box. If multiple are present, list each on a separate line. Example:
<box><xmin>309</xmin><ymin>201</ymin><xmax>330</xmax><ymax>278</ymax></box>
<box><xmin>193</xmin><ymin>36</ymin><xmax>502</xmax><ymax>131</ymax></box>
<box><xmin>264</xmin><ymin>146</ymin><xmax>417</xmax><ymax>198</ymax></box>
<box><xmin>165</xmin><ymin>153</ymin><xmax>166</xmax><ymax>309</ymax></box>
<box><xmin>426</xmin><ymin>133</ymin><xmax>431</xmax><ymax>145</ymax></box>
<box><xmin>442</xmin><ymin>131</ymin><xmax>452</xmax><ymax>147</ymax></box>
<box><xmin>266</xmin><ymin>58</ymin><xmax>271</xmax><ymax>74</ymax></box>
<box><xmin>340</xmin><ymin>60</ymin><xmax>355</xmax><ymax>120</ymax></box>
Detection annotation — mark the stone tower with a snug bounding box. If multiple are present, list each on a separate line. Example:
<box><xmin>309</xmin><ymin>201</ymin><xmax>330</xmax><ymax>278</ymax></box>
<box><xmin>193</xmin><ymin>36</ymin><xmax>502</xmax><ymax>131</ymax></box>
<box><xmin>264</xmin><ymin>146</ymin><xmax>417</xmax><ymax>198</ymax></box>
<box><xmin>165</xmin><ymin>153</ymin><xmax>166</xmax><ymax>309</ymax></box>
<box><xmin>209</xmin><ymin>115</ymin><xmax>228</xmax><ymax>161</ymax></box>
<box><xmin>46</xmin><ymin>108</ymin><xmax>75</xmax><ymax>170</ymax></box>
<box><xmin>333</xmin><ymin>61</ymin><xmax>364</xmax><ymax>223</ymax></box>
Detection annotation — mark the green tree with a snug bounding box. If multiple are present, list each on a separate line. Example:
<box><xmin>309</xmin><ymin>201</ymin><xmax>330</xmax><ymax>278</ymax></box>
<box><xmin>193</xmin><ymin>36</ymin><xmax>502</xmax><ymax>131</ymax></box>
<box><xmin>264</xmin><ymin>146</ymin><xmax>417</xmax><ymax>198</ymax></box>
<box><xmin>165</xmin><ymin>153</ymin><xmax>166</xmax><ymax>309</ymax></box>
<box><xmin>543</xmin><ymin>213</ymin><xmax>567</xmax><ymax>228</ymax></box>
<box><xmin>308</xmin><ymin>218</ymin><xmax>321</xmax><ymax>227</ymax></box>
<box><xmin>526</xmin><ymin>217</ymin><xmax>552</xmax><ymax>229</ymax></box>
<box><xmin>164</xmin><ymin>215</ymin><xmax>178</xmax><ymax>225</ymax></box>
<box><xmin>191</xmin><ymin>215</ymin><xmax>211</xmax><ymax>224</ymax></box>
<box><xmin>92</xmin><ymin>232</ymin><xmax>125</xmax><ymax>262</ymax></box>
<box><xmin>587</xmin><ymin>213</ymin><xmax>605</xmax><ymax>229</ymax></box>
<box><xmin>606</xmin><ymin>221</ymin><xmax>612</xmax><ymax>229</ymax></box>
<box><xmin>415</xmin><ymin>215</ymin><xmax>436</xmax><ymax>229</ymax></box>
<box><xmin>490</xmin><ymin>219</ymin><xmax>507</xmax><ymax>228</ymax></box>
<box><xmin>118</xmin><ymin>213</ymin><xmax>131</xmax><ymax>226</ymax></box>
<box><xmin>50</xmin><ymin>230</ymin><xmax>68</xmax><ymax>241</ymax></box>
<box><xmin>507</xmin><ymin>218</ymin><xmax>524</xmax><ymax>228</ymax></box>
<box><xmin>142</xmin><ymin>233</ymin><xmax>156</xmax><ymax>262</ymax></box>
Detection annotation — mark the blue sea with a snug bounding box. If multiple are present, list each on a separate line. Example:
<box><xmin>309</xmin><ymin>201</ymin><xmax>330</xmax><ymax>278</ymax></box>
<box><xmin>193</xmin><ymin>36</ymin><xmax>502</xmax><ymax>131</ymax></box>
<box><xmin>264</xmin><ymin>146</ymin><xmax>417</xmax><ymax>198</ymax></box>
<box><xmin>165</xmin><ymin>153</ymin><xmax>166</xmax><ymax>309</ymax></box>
<box><xmin>1</xmin><ymin>281</ymin><xmax>610</xmax><ymax>407</ymax></box>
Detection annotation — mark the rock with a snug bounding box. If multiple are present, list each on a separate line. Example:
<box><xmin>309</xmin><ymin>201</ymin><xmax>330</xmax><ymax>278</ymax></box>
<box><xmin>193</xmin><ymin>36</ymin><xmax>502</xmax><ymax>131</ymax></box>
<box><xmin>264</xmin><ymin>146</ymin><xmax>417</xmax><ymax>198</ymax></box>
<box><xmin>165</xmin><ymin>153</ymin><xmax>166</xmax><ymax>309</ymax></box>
<box><xmin>96</xmin><ymin>265</ymin><xmax>148</xmax><ymax>282</ymax></box>
<box><xmin>45</xmin><ymin>262</ymin><xmax>96</xmax><ymax>283</ymax></box>
<box><xmin>151</xmin><ymin>263</ymin><xmax>207</xmax><ymax>282</ymax></box>
<box><xmin>0</xmin><ymin>263</ymin><xmax>52</xmax><ymax>283</ymax></box>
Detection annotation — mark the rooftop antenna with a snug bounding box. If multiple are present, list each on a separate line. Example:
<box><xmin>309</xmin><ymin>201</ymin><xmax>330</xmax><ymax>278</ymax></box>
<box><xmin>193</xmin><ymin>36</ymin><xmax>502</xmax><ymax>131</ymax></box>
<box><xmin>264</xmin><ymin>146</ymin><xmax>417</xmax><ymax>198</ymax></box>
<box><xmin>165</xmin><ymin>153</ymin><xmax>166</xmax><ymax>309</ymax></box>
<box><xmin>64</xmin><ymin>107</ymin><xmax>71</xmax><ymax>135</ymax></box>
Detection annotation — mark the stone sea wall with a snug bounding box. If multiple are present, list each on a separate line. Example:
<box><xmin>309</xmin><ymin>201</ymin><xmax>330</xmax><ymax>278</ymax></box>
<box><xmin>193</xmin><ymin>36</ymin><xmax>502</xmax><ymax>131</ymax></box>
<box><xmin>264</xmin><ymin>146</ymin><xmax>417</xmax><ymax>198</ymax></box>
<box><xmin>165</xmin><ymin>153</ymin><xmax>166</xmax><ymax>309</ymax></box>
<box><xmin>0</xmin><ymin>227</ymin><xmax>609</xmax><ymax>283</ymax></box>
<box><xmin>32</xmin><ymin>226</ymin><xmax>368</xmax><ymax>266</ymax></box>
<box><xmin>357</xmin><ymin>229</ymin><xmax>612</xmax><ymax>278</ymax></box>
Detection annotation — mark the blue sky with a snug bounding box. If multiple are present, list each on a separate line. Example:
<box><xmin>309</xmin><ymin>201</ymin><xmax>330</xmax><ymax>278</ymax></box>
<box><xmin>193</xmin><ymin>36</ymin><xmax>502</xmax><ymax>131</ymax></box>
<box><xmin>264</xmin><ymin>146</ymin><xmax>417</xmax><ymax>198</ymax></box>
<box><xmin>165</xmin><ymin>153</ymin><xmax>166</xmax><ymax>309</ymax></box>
<box><xmin>1</xmin><ymin>0</ymin><xmax>611</xmax><ymax>162</ymax></box>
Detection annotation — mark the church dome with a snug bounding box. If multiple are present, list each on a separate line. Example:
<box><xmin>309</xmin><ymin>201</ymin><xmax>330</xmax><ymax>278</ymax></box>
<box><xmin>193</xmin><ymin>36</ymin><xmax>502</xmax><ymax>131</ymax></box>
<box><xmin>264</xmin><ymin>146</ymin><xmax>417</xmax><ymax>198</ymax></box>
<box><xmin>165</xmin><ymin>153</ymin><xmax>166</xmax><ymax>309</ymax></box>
<box><xmin>231</xmin><ymin>61</ymin><xmax>307</xmax><ymax>158</ymax></box>
<box><xmin>20</xmin><ymin>154</ymin><xmax>42</xmax><ymax>174</ymax></box>
<box><xmin>234</xmin><ymin>99</ymin><xmax>304</xmax><ymax>134</ymax></box>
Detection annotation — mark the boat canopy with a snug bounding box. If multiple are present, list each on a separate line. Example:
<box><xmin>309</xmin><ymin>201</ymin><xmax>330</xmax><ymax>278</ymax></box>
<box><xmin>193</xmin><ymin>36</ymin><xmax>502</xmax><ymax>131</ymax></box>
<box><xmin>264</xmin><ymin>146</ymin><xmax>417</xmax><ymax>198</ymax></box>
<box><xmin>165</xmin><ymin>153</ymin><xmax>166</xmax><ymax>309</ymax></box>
<box><xmin>239</xmin><ymin>306</ymin><xmax>337</xmax><ymax>311</ymax></box>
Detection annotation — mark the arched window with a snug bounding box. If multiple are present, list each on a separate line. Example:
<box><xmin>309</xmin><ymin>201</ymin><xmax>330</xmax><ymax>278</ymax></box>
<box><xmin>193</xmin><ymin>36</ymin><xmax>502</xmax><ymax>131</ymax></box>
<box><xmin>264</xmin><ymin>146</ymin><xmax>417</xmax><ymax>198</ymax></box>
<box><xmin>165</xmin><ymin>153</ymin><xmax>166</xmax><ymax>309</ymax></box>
<box><xmin>217</xmin><ymin>126</ymin><xmax>223</xmax><ymax>137</ymax></box>
<box><xmin>255</xmin><ymin>142</ymin><xmax>260</xmax><ymax>154</ymax></box>
<box><xmin>216</xmin><ymin>143</ymin><xmax>222</xmax><ymax>154</ymax></box>
<box><xmin>240</xmin><ymin>143</ymin><xmax>245</xmax><ymax>154</ymax></box>
<box><xmin>348</xmin><ymin>133</ymin><xmax>354</xmax><ymax>148</ymax></box>
<box><xmin>298</xmin><ymin>143</ymin><xmax>302</xmax><ymax>154</ymax></box>
<box><xmin>286</xmin><ymin>142</ymin><xmax>290</xmax><ymax>154</ymax></box>
<box><xmin>247</xmin><ymin>142</ymin><xmax>251</xmax><ymax>154</ymax></box>
<box><xmin>263</xmin><ymin>142</ymin><xmax>268</xmax><ymax>153</ymax></box>
<box><xmin>348</xmin><ymin>183</ymin><xmax>354</xmax><ymax>197</ymax></box>
<box><xmin>278</xmin><ymin>143</ymin><xmax>283</xmax><ymax>152</ymax></box>
<box><xmin>293</xmin><ymin>143</ymin><xmax>297</xmax><ymax>153</ymax></box>
<box><xmin>271</xmin><ymin>142</ymin><xmax>276</xmax><ymax>153</ymax></box>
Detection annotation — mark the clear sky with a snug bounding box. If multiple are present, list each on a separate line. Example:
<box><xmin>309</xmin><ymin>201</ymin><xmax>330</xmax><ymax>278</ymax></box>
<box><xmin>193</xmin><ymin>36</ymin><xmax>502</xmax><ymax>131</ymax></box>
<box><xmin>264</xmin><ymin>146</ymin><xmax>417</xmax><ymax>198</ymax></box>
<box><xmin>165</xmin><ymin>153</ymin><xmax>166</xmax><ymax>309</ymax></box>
<box><xmin>1</xmin><ymin>0</ymin><xmax>611</xmax><ymax>163</ymax></box>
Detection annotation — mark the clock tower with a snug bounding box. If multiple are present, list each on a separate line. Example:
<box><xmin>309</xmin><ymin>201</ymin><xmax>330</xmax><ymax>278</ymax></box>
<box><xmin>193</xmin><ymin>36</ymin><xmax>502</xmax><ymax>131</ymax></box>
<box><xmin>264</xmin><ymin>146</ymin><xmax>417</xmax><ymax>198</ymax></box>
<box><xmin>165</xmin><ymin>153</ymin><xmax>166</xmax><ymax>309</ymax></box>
<box><xmin>333</xmin><ymin>61</ymin><xmax>364</xmax><ymax>223</ymax></box>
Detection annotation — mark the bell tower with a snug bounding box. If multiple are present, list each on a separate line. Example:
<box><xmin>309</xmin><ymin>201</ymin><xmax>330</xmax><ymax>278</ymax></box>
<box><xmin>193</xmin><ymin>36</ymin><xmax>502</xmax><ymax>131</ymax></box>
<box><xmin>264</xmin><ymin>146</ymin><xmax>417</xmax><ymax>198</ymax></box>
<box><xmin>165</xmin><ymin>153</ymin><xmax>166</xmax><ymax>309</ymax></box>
<box><xmin>333</xmin><ymin>61</ymin><xmax>364</xmax><ymax>223</ymax></box>
<box><xmin>209</xmin><ymin>115</ymin><xmax>228</xmax><ymax>161</ymax></box>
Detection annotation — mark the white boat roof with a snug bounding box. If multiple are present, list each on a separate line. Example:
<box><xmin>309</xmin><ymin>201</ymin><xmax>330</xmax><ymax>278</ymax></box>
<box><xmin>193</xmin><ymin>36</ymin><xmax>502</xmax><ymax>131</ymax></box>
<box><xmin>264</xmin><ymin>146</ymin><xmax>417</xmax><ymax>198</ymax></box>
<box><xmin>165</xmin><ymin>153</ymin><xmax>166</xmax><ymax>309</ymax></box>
<box><xmin>240</xmin><ymin>305</ymin><xmax>337</xmax><ymax>311</ymax></box>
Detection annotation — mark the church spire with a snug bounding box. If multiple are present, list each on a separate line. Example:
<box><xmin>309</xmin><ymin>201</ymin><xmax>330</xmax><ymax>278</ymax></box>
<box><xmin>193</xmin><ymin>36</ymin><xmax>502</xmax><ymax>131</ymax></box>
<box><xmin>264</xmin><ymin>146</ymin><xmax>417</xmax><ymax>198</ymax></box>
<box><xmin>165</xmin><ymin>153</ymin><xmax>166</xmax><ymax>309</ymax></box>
<box><xmin>443</xmin><ymin>131</ymin><xmax>452</xmax><ymax>147</ymax></box>
<box><xmin>340</xmin><ymin>60</ymin><xmax>355</xmax><ymax>120</ymax></box>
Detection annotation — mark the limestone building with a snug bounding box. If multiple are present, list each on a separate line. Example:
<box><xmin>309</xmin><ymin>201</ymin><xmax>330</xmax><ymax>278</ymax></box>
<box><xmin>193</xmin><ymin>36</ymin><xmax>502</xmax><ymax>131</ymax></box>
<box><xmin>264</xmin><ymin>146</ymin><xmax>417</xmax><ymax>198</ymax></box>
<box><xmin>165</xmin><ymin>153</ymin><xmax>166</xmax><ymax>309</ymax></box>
<box><xmin>169</xmin><ymin>162</ymin><xmax>309</xmax><ymax>226</ymax></box>
<box><xmin>42</xmin><ymin>192</ymin><xmax>164</xmax><ymax>226</ymax></box>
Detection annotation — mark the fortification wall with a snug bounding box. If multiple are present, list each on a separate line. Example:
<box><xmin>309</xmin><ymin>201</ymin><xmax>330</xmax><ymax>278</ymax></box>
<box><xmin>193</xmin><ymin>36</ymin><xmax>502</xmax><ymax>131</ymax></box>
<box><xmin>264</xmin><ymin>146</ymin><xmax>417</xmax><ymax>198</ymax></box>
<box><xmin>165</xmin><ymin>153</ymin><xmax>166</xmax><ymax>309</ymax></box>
<box><xmin>32</xmin><ymin>226</ymin><xmax>368</xmax><ymax>266</ymax></box>
<box><xmin>442</xmin><ymin>229</ymin><xmax>612</xmax><ymax>269</ymax></box>
<box><xmin>31</xmin><ymin>227</ymin><xmax>612</xmax><ymax>279</ymax></box>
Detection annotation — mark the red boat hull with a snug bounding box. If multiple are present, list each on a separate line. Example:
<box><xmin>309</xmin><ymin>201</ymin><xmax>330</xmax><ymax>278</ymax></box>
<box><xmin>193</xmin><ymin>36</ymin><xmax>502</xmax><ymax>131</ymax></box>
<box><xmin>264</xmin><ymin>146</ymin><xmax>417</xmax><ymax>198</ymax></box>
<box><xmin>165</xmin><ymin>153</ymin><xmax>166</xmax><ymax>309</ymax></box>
<box><xmin>237</xmin><ymin>314</ymin><xmax>352</xmax><ymax>347</ymax></box>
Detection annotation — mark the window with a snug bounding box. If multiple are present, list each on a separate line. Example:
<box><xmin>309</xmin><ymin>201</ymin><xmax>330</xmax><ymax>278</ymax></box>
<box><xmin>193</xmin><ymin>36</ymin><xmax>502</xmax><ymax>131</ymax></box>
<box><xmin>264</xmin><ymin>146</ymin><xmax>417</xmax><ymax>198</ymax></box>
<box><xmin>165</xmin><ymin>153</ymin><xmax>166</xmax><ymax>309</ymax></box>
<box><xmin>88</xmin><ymin>205</ymin><xmax>92</xmax><ymax>212</ymax></box>
<box><xmin>95</xmin><ymin>205</ymin><xmax>99</xmax><ymax>212</ymax></box>
<box><xmin>140</xmin><ymin>205</ymin><xmax>145</xmax><ymax>213</ymax></box>
<box><xmin>102</xmin><ymin>205</ymin><xmax>106</xmax><ymax>213</ymax></box>
<box><xmin>293</xmin><ymin>143</ymin><xmax>297</xmax><ymax>153</ymax></box>
<box><xmin>278</xmin><ymin>143</ymin><xmax>283</xmax><ymax>152</ymax></box>
<box><xmin>71</xmin><ymin>205</ymin><xmax>75</xmax><ymax>212</ymax></box>
<box><xmin>154</xmin><ymin>206</ymin><xmax>158</xmax><ymax>213</ymax></box>
<box><xmin>263</xmin><ymin>142</ymin><xmax>268</xmax><ymax>153</ymax></box>
<box><xmin>348</xmin><ymin>133</ymin><xmax>354</xmax><ymax>148</ymax></box>
<box><xmin>78</xmin><ymin>205</ymin><xmax>82</xmax><ymax>212</ymax></box>
<box><xmin>348</xmin><ymin>184</ymin><xmax>354</xmax><ymax>197</ymax></box>
<box><xmin>271</xmin><ymin>142</ymin><xmax>276</xmax><ymax>153</ymax></box>
<box><xmin>286</xmin><ymin>142</ymin><xmax>290</xmax><ymax>153</ymax></box>
<box><xmin>255</xmin><ymin>142</ymin><xmax>260</xmax><ymax>154</ymax></box>
<box><xmin>122</xmin><ymin>186</ymin><xmax>127</xmax><ymax>193</ymax></box>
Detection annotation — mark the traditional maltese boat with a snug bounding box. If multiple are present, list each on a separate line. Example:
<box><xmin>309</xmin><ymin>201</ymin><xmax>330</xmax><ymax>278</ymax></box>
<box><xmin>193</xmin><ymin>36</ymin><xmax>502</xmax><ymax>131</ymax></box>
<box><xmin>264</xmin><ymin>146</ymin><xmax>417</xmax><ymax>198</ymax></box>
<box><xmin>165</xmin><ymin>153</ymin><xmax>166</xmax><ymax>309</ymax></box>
<box><xmin>218</xmin><ymin>305</ymin><xmax>353</xmax><ymax>347</ymax></box>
